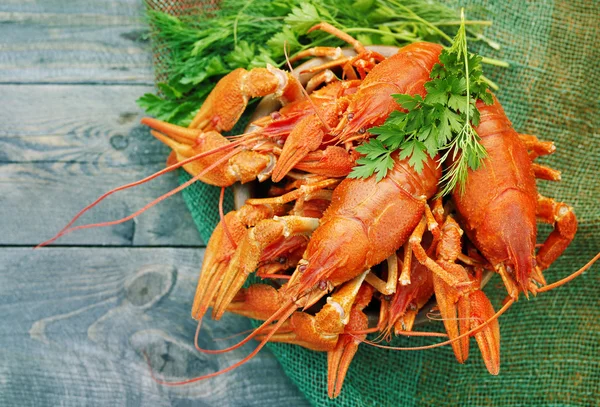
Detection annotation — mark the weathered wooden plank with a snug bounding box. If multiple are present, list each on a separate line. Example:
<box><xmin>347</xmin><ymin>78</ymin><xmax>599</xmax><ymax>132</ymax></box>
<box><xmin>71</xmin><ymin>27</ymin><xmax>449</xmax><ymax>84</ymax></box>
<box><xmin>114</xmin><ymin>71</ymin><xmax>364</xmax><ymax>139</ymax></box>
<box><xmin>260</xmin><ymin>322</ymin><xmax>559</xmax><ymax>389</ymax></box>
<box><xmin>0</xmin><ymin>0</ymin><xmax>153</xmax><ymax>84</ymax></box>
<box><xmin>1</xmin><ymin>85</ymin><xmax>161</xmax><ymax>157</ymax></box>
<box><xmin>0</xmin><ymin>0</ymin><xmax>145</xmax><ymax>16</ymax></box>
<box><xmin>1</xmin><ymin>85</ymin><xmax>203</xmax><ymax>247</ymax></box>
<box><xmin>0</xmin><ymin>247</ymin><xmax>309</xmax><ymax>407</ymax></box>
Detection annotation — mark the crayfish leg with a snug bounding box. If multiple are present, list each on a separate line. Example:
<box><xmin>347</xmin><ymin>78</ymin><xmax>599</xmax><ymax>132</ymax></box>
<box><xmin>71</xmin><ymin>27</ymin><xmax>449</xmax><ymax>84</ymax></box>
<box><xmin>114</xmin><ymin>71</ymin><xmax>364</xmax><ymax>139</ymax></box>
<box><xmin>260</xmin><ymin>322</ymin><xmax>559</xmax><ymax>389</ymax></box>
<box><xmin>534</xmin><ymin>195</ymin><xmax>577</xmax><ymax>273</ymax></box>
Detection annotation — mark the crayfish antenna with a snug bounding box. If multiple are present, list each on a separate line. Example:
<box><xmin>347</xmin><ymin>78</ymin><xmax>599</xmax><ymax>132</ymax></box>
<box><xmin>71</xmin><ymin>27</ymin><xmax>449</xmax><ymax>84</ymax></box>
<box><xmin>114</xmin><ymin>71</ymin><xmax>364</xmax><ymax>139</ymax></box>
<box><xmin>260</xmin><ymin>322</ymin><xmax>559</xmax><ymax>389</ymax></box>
<box><xmin>354</xmin><ymin>298</ymin><xmax>514</xmax><ymax>352</ymax></box>
<box><xmin>282</xmin><ymin>41</ymin><xmax>332</xmax><ymax>134</ymax></box>
<box><xmin>536</xmin><ymin>251</ymin><xmax>600</xmax><ymax>293</ymax></box>
<box><xmin>308</xmin><ymin>22</ymin><xmax>367</xmax><ymax>54</ymax></box>
<box><xmin>194</xmin><ymin>299</ymin><xmax>298</xmax><ymax>355</ymax></box>
<box><xmin>146</xmin><ymin>301</ymin><xmax>298</xmax><ymax>386</ymax></box>
<box><xmin>35</xmin><ymin>150</ymin><xmax>216</xmax><ymax>248</ymax></box>
<box><xmin>37</xmin><ymin>148</ymin><xmax>240</xmax><ymax>247</ymax></box>
<box><xmin>36</xmin><ymin>118</ymin><xmax>254</xmax><ymax>248</ymax></box>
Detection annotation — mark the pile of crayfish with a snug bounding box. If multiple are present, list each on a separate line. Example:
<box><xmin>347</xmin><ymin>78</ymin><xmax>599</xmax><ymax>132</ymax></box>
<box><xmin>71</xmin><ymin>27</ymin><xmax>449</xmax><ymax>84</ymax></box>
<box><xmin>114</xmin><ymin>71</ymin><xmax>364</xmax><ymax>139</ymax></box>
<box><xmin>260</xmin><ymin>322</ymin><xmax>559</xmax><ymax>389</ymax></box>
<box><xmin>40</xmin><ymin>22</ymin><xmax>597</xmax><ymax>399</ymax></box>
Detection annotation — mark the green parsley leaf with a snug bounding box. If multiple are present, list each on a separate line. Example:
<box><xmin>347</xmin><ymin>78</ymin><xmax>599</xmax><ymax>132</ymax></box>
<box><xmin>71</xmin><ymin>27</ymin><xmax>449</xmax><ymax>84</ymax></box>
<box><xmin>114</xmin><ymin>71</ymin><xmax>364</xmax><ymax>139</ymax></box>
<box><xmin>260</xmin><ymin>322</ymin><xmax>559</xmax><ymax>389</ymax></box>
<box><xmin>350</xmin><ymin>9</ymin><xmax>495</xmax><ymax>196</ymax></box>
<box><xmin>267</xmin><ymin>27</ymin><xmax>301</xmax><ymax>58</ymax></box>
<box><xmin>398</xmin><ymin>139</ymin><xmax>427</xmax><ymax>173</ymax></box>
<box><xmin>285</xmin><ymin>3</ymin><xmax>322</xmax><ymax>34</ymax></box>
<box><xmin>393</xmin><ymin>94</ymin><xmax>422</xmax><ymax>110</ymax></box>
<box><xmin>348</xmin><ymin>139</ymin><xmax>395</xmax><ymax>181</ymax></box>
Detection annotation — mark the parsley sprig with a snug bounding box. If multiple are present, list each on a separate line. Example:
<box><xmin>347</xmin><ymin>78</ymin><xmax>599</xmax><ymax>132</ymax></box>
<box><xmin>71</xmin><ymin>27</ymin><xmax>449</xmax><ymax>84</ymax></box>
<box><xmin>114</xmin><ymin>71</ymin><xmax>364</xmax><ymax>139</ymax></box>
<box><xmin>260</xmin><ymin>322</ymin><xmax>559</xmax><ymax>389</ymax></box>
<box><xmin>139</xmin><ymin>1</ymin><xmax>505</xmax><ymax>126</ymax></box>
<box><xmin>349</xmin><ymin>10</ymin><xmax>493</xmax><ymax>195</ymax></box>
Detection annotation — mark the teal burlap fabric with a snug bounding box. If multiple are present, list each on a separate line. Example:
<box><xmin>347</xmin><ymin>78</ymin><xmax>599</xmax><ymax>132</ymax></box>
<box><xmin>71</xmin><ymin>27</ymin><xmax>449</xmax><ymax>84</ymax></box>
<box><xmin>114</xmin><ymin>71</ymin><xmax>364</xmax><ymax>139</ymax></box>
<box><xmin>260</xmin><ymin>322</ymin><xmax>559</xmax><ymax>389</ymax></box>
<box><xmin>147</xmin><ymin>1</ymin><xmax>600</xmax><ymax>405</ymax></box>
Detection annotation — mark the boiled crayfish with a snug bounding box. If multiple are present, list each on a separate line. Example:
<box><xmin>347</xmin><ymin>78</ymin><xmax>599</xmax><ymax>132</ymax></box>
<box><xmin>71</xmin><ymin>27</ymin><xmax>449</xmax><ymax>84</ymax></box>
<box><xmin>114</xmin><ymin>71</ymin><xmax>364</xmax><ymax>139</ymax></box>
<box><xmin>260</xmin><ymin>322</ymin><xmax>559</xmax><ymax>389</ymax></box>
<box><xmin>39</xmin><ymin>22</ymin><xmax>598</xmax><ymax>399</ymax></box>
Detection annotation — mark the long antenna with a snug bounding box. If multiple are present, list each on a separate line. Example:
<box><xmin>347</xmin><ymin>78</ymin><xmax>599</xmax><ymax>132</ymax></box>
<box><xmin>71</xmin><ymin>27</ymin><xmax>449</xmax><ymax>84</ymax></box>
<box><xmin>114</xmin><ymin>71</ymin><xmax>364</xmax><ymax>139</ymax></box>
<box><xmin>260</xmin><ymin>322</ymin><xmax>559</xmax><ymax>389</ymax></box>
<box><xmin>37</xmin><ymin>149</ymin><xmax>239</xmax><ymax>246</ymax></box>
<box><xmin>537</xmin><ymin>252</ymin><xmax>600</xmax><ymax>293</ymax></box>
<box><xmin>146</xmin><ymin>302</ymin><xmax>298</xmax><ymax>386</ymax></box>
<box><xmin>355</xmin><ymin>298</ymin><xmax>514</xmax><ymax>351</ymax></box>
<box><xmin>283</xmin><ymin>41</ymin><xmax>332</xmax><ymax>133</ymax></box>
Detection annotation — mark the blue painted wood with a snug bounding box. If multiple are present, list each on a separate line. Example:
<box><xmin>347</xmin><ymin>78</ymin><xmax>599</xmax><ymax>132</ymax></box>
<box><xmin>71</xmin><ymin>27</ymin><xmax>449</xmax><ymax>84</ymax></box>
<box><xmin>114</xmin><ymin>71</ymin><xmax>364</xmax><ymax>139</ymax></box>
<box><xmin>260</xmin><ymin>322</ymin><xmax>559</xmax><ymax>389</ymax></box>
<box><xmin>0</xmin><ymin>0</ymin><xmax>310</xmax><ymax>405</ymax></box>
<box><xmin>0</xmin><ymin>0</ymin><xmax>153</xmax><ymax>84</ymax></box>
<box><xmin>0</xmin><ymin>248</ymin><xmax>309</xmax><ymax>406</ymax></box>
<box><xmin>0</xmin><ymin>84</ymin><xmax>205</xmax><ymax>247</ymax></box>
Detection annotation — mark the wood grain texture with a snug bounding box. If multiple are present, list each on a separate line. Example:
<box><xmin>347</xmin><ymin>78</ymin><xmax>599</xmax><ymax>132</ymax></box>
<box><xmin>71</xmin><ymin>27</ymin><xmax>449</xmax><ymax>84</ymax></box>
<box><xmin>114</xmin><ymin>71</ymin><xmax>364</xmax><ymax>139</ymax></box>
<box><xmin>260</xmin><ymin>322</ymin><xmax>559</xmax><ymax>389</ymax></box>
<box><xmin>1</xmin><ymin>1</ymin><xmax>309</xmax><ymax>405</ymax></box>
<box><xmin>1</xmin><ymin>85</ymin><xmax>203</xmax><ymax>247</ymax></box>
<box><xmin>0</xmin><ymin>0</ymin><xmax>153</xmax><ymax>84</ymax></box>
<box><xmin>0</xmin><ymin>247</ymin><xmax>309</xmax><ymax>407</ymax></box>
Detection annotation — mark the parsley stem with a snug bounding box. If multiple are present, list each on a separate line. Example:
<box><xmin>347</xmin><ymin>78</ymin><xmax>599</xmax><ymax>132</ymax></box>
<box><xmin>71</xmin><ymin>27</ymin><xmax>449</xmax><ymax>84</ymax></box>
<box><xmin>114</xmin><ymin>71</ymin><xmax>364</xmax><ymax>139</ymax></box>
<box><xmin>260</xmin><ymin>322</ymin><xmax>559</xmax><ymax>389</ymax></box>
<box><xmin>385</xmin><ymin>0</ymin><xmax>453</xmax><ymax>43</ymax></box>
<box><xmin>381</xmin><ymin>19</ymin><xmax>490</xmax><ymax>28</ymax></box>
<box><xmin>233</xmin><ymin>0</ymin><xmax>255</xmax><ymax>46</ymax></box>
<box><xmin>481</xmin><ymin>75</ymin><xmax>499</xmax><ymax>91</ymax></box>
<box><xmin>344</xmin><ymin>27</ymin><xmax>418</xmax><ymax>43</ymax></box>
<box><xmin>473</xmin><ymin>33</ymin><xmax>501</xmax><ymax>50</ymax></box>
<box><xmin>433</xmin><ymin>20</ymin><xmax>492</xmax><ymax>26</ymax></box>
<box><xmin>481</xmin><ymin>57</ymin><xmax>510</xmax><ymax>68</ymax></box>
<box><xmin>461</xmin><ymin>9</ymin><xmax>471</xmax><ymax>126</ymax></box>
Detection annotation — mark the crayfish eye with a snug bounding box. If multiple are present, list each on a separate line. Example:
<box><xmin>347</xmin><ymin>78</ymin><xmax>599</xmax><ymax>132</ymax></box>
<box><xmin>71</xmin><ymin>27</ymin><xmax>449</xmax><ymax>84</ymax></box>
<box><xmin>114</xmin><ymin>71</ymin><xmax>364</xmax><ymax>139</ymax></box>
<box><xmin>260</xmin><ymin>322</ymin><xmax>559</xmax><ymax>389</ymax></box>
<box><xmin>347</xmin><ymin>112</ymin><xmax>354</xmax><ymax>120</ymax></box>
<box><xmin>318</xmin><ymin>280</ymin><xmax>328</xmax><ymax>291</ymax></box>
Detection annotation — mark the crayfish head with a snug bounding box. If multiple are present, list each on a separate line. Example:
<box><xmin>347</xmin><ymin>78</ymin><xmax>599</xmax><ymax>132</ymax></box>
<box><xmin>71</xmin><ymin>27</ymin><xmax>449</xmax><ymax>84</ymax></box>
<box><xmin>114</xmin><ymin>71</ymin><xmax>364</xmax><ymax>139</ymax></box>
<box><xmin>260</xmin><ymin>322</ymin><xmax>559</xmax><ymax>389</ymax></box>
<box><xmin>498</xmin><ymin>208</ymin><xmax>537</xmax><ymax>296</ymax></box>
<box><xmin>286</xmin><ymin>217</ymin><xmax>370</xmax><ymax>304</ymax></box>
<box><xmin>334</xmin><ymin>83</ymin><xmax>400</xmax><ymax>143</ymax></box>
<box><xmin>472</xmin><ymin>190</ymin><xmax>537</xmax><ymax>296</ymax></box>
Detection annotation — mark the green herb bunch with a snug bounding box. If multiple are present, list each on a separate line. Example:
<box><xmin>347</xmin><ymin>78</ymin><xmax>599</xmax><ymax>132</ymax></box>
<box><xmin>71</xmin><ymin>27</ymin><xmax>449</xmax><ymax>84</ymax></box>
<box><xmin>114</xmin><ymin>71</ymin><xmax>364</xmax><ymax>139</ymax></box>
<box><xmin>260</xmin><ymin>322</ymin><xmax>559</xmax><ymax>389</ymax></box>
<box><xmin>138</xmin><ymin>0</ymin><xmax>501</xmax><ymax>126</ymax></box>
<box><xmin>348</xmin><ymin>11</ymin><xmax>493</xmax><ymax>195</ymax></box>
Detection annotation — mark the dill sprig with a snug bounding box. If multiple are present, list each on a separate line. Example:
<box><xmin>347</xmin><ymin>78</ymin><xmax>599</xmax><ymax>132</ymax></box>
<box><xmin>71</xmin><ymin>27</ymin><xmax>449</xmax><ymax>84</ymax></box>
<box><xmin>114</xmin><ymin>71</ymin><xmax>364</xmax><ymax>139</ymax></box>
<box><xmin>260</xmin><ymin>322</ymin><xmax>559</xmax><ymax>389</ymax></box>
<box><xmin>348</xmin><ymin>9</ymin><xmax>492</xmax><ymax>195</ymax></box>
<box><xmin>138</xmin><ymin>0</ymin><xmax>503</xmax><ymax>126</ymax></box>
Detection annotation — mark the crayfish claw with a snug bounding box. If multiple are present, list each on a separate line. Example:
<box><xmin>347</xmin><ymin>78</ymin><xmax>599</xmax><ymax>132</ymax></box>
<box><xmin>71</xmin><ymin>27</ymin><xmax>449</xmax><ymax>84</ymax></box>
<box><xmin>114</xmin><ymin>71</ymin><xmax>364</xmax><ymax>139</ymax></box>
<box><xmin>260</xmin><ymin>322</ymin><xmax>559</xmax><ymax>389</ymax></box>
<box><xmin>432</xmin><ymin>274</ymin><xmax>470</xmax><ymax>363</ymax></box>
<box><xmin>327</xmin><ymin>321</ymin><xmax>361</xmax><ymax>399</ymax></box>
<box><xmin>226</xmin><ymin>284</ymin><xmax>284</xmax><ymax>321</ymax></box>
<box><xmin>469</xmin><ymin>290</ymin><xmax>501</xmax><ymax>375</ymax></box>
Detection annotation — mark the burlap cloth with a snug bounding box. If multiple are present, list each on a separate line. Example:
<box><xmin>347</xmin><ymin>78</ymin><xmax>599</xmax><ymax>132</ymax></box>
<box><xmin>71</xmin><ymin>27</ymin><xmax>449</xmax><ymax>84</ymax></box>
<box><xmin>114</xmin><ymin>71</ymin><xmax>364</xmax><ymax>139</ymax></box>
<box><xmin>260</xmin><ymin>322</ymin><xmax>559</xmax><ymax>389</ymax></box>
<box><xmin>144</xmin><ymin>1</ymin><xmax>599</xmax><ymax>405</ymax></box>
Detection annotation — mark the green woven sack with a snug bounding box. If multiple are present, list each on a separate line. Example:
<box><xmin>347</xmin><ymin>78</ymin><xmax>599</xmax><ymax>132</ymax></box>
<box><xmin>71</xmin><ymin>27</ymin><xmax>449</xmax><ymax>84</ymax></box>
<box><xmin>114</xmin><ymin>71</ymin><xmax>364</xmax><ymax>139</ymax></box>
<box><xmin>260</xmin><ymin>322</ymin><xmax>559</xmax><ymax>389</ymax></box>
<box><xmin>145</xmin><ymin>1</ymin><xmax>599</xmax><ymax>405</ymax></box>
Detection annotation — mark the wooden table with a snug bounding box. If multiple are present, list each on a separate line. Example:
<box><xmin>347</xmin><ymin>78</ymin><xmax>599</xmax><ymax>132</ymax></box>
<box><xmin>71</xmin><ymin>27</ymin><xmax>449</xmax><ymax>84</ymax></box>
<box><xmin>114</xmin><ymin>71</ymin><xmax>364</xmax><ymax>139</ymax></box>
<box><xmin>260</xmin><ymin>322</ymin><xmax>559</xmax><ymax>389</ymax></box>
<box><xmin>0</xmin><ymin>1</ymin><xmax>309</xmax><ymax>405</ymax></box>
